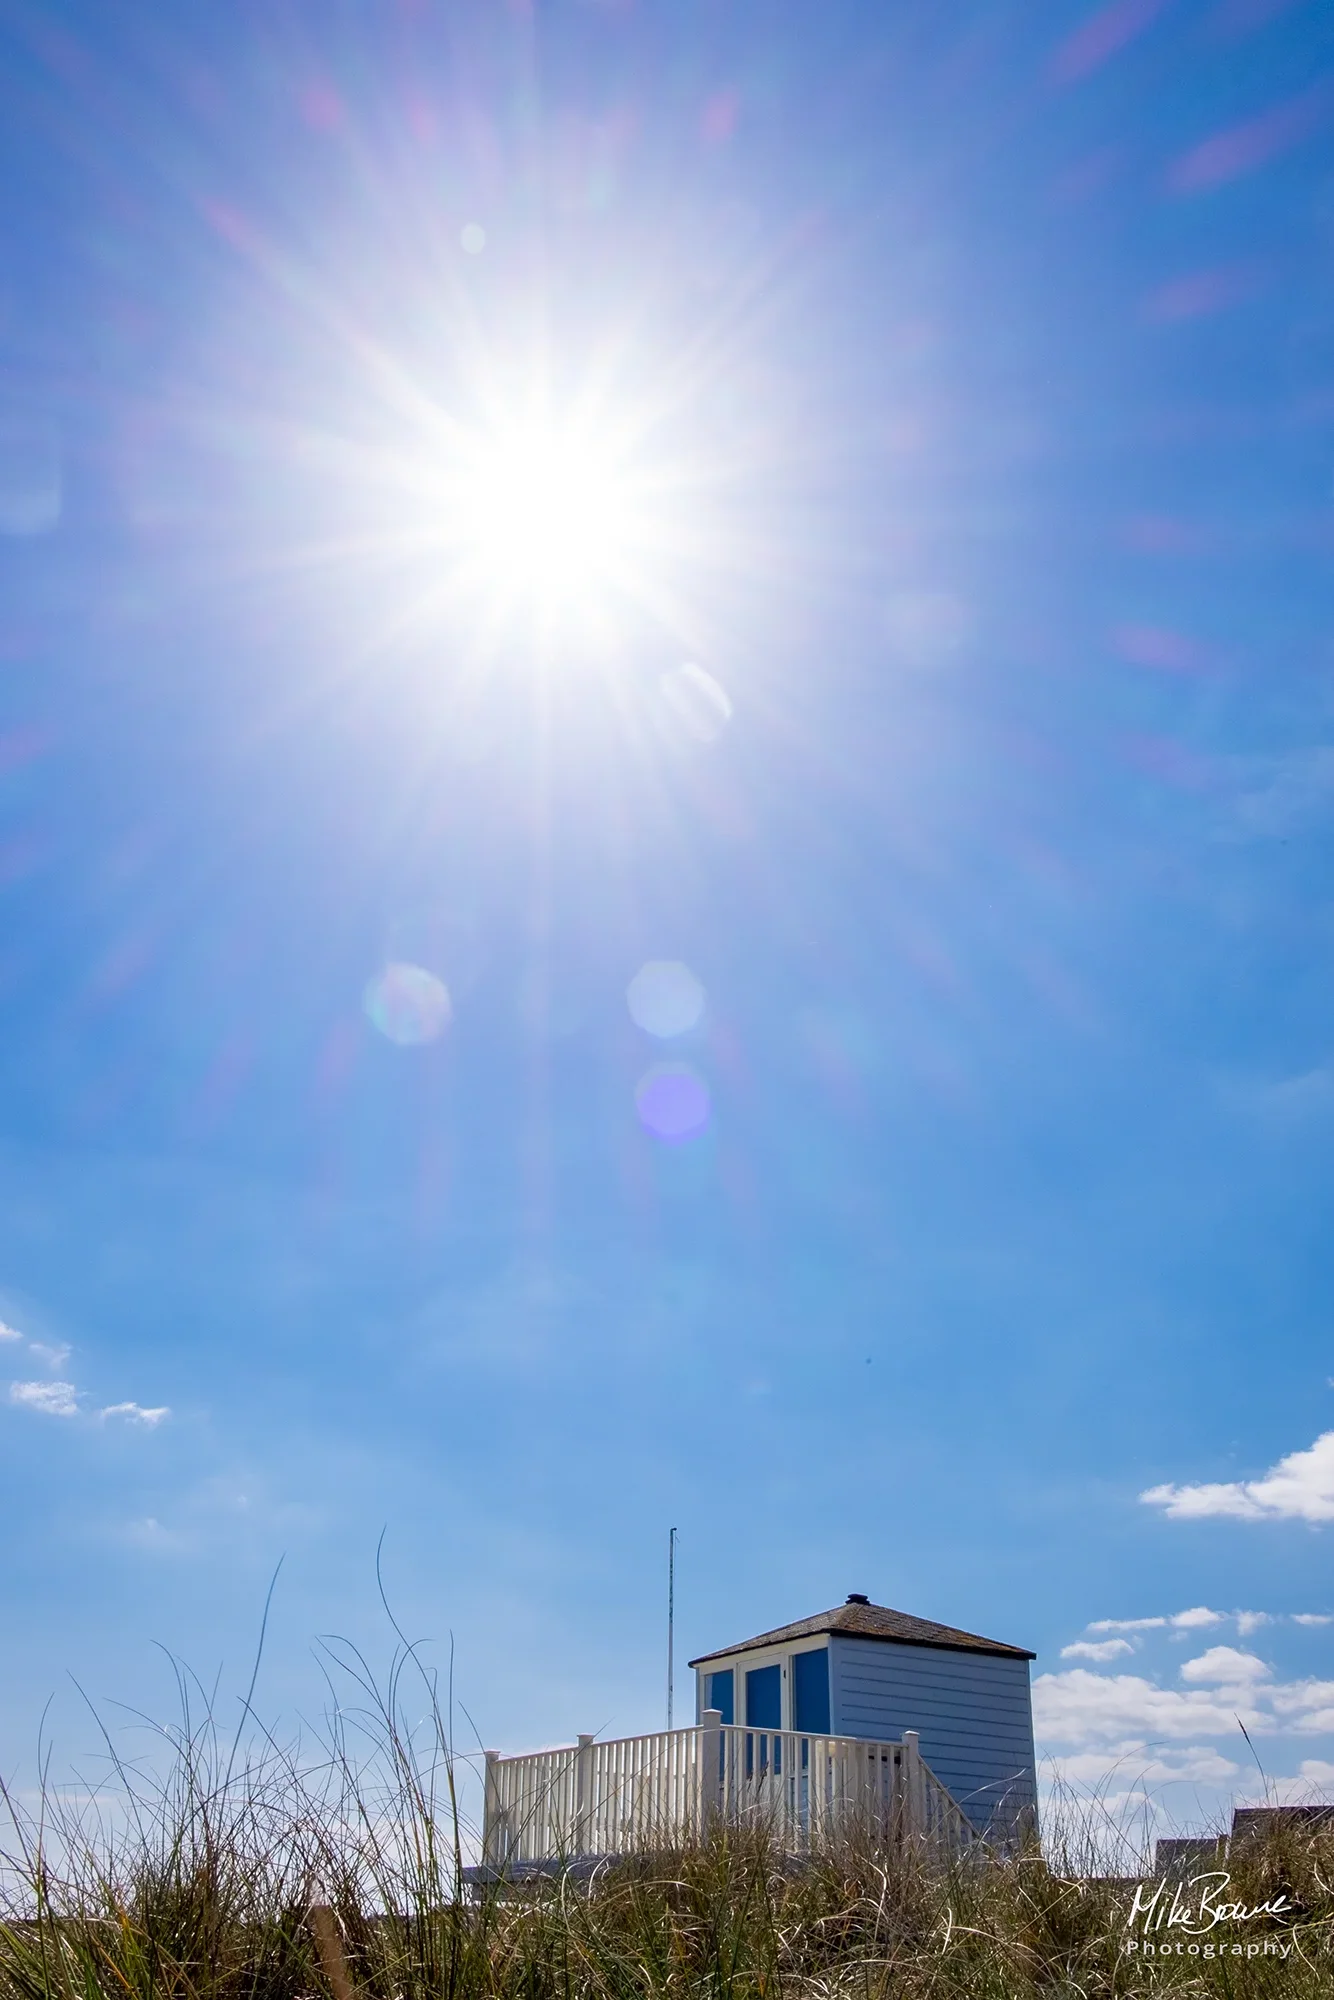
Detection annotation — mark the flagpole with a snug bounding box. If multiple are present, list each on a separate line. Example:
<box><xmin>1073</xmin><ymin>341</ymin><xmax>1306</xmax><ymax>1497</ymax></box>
<box><xmin>666</xmin><ymin>1526</ymin><xmax>677</xmax><ymax>1730</ymax></box>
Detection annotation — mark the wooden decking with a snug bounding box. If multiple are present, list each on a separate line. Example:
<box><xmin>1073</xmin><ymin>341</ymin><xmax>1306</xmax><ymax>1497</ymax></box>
<box><xmin>478</xmin><ymin>1709</ymin><xmax>977</xmax><ymax>1875</ymax></box>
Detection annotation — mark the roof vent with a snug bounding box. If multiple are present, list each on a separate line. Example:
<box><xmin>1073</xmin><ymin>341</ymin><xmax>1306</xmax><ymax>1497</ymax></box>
<box><xmin>846</xmin><ymin>1592</ymin><xmax>870</xmax><ymax>1605</ymax></box>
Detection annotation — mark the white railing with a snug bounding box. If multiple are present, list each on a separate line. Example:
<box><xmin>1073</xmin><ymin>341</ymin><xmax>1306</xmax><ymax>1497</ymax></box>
<box><xmin>480</xmin><ymin>1710</ymin><xmax>976</xmax><ymax>1872</ymax></box>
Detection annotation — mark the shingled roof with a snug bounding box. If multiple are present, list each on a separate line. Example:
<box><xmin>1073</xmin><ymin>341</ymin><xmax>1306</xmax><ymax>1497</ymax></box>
<box><xmin>688</xmin><ymin>1596</ymin><xmax>1036</xmax><ymax>1666</ymax></box>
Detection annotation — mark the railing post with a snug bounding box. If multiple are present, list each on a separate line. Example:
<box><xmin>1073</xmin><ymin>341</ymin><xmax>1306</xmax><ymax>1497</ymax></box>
<box><xmin>902</xmin><ymin>1731</ymin><xmax>925</xmax><ymax>1843</ymax></box>
<box><xmin>575</xmin><ymin>1734</ymin><xmax>594</xmax><ymax>1856</ymax></box>
<box><xmin>700</xmin><ymin>1707</ymin><xmax>723</xmax><ymax>1836</ymax></box>
<box><xmin>482</xmin><ymin>1750</ymin><xmax>501</xmax><ymax>1872</ymax></box>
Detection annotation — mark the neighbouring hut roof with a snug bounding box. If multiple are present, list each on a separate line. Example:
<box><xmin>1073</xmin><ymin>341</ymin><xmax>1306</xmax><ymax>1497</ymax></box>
<box><xmin>688</xmin><ymin>1596</ymin><xmax>1036</xmax><ymax>1666</ymax></box>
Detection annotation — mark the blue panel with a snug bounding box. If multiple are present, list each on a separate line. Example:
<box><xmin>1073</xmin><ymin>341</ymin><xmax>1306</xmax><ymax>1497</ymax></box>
<box><xmin>745</xmin><ymin>1662</ymin><xmax>781</xmax><ymax>1728</ymax></box>
<box><xmin>705</xmin><ymin>1669</ymin><xmax>734</xmax><ymax>1723</ymax></box>
<box><xmin>792</xmin><ymin>1648</ymin><xmax>830</xmax><ymax>1734</ymax></box>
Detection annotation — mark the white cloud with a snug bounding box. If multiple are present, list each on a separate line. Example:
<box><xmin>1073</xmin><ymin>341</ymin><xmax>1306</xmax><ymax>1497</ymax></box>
<box><xmin>1062</xmin><ymin>1639</ymin><xmax>1135</xmax><ymax>1662</ymax></box>
<box><xmin>1034</xmin><ymin>1669</ymin><xmax>1269</xmax><ymax>1745</ymax></box>
<box><xmin>8</xmin><ymin>1378</ymin><xmax>169</xmax><ymax>1427</ymax></box>
<box><xmin>1269</xmin><ymin>1681</ymin><xmax>1334</xmax><ymax>1730</ymax></box>
<box><xmin>1180</xmin><ymin>1647</ymin><xmax>1271</xmax><ymax>1685</ymax></box>
<box><xmin>1051</xmin><ymin>1745</ymin><xmax>1240</xmax><ymax>1786</ymax></box>
<box><xmin>1236</xmin><ymin>1611</ymin><xmax>1271</xmax><ymax>1636</ymax></box>
<box><xmin>1239</xmin><ymin>1763</ymin><xmax>1334</xmax><ymax>1806</ymax></box>
<box><xmin>1088</xmin><ymin>1616</ymin><xmax>1167</xmax><ymax>1633</ymax></box>
<box><xmin>1171</xmin><ymin>1606</ymin><xmax>1225</xmax><ymax>1630</ymax></box>
<box><xmin>1142</xmin><ymin>1430</ymin><xmax>1334</xmax><ymax>1523</ymax></box>
<box><xmin>1037</xmin><ymin>1664</ymin><xmax>1334</xmax><ymax>1752</ymax></box>
<box><xmin>0</xmin><ymin>1320</ymin><xmax>21</xmax><ymax>1342</ymax></box>
<box><xmin>9</xmin><ymin>1379</ymin><xmax>79</xmax><ymax>1418</ymax></box>
<box><xmin>1293</xmin><ymin>1613</ymin><xmax>1333</xmax><ymax>1627</ymax></box>
<box><xmin>99</xmin><ymin>1401</ymin><xmax>170</xmax><ymax>1427</ymax></box>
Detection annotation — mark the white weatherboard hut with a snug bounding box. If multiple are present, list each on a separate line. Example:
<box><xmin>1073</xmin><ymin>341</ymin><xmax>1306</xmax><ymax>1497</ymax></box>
<box><xmin>478</xmin><ymin>1595</ymin><xmax>1037</xmax><ymax>1874</ymax></box>
<box><xmin>690</xmin><ymin>1595</ymin><xmax>1038</xmax><ymax>1844</ymax></box>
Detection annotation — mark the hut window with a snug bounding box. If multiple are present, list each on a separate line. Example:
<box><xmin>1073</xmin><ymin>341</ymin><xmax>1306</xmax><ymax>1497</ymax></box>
<box><xmin>792</xmin><ymin>1648</ymin><xmax>830</xmax><ymax>1734</ymax></box>
<box><xmin>705</xmin><ymin>1669</ymin><xmax>734</xmax><ymax>1722</ymax></box>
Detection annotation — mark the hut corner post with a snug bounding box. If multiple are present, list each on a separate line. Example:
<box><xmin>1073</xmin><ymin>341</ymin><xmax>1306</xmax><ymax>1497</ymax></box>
<box><xmin>699</xmin><ymin>1707</ymin><xmax>723</xmax><ymax>1837</ymax></box>
<box><xmin>482</xmin><ymin>1749</ymin><xmax>501</xmax><ymax>1872</ymax></box>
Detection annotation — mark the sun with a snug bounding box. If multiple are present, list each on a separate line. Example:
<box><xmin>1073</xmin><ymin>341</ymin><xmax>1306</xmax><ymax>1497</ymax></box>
<box><xmin>469</xmin><ymin>422</ymin><xmax>625</xmax><ymax>600</ymax></box>
<box><xmin>371</xmin><ymin>347</ymin><xmax>715</xmax><ymax>661</ymax></box>
<box><xmin>444</xmin><ymin>406</ymin><xmax>644</xmax><ymax>630</ymax></box>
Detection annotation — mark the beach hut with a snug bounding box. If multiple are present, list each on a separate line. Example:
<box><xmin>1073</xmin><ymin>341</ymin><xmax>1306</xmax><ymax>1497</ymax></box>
<box><xmin>690</xmin><ymin>1594</ymin><xmax>1037</xmax><ymax>1842</ymax></box>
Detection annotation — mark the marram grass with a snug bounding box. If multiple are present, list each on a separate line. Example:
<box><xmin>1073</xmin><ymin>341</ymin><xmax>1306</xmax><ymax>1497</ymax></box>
<box><xmin>1</xmin><ymin>1658</ymin><xmax>1330</xmax><ymax>2000</ymax></box>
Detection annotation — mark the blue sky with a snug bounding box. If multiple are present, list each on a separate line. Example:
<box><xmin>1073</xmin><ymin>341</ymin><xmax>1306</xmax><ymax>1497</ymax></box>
<box><xmin>1</xmin><ymin>0</ymin><xmax>1333</xmax><ymax>1843</ymax></box>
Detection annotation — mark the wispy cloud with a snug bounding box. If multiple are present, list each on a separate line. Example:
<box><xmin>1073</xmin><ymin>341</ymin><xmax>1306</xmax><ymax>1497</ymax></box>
<box><xmin>1142</xmin><ymin>1429</ymin><xmax>1334</xmax><ymax>1522</ymax></box>
<box><xmin>1254</xmin><ymin>1066</ymin><xmax>1334</xmax><ymax>1120</ymax></box>
<box><xmin>1225</xmin><ymin>746</ymin><xmax>1334</xmax><ymax>841</ymax></box>
<box><xmin>1088</xmin><ymin>1607</ymin><xmax>1223</xmax><ymax>1632</ymax></box>
<box><xmin>9</xmin><ymin>1380</ymin><xmax>79</xmax><ymax>1418</ymax></box>
<box><xmin>1061</xmin><ymin>1638</ymin><xmax>1134</xmax><ymax>1662</ymax></box>
<box><xmin>28</xmin><ymin>1341</ymin><xmax>71</xmax><ymax>1370</ymax></box>
<box><xmin>0</xmin><ymin>1320</ymin><xmax>21</xmax><ymax>1343</ymax></box>
<box><xmin>120</xmin><ymin>1516</ymin><xmax>188</xmax><ymax>1552</ymax></box>
<box><xmin>1088</xmin><ymin>1608</ymin><xmax>1319</xmax><ymax>1637</ymax></box>
<box><xmin>107</xmin><ymin>1468</ymin><xmax>324</xmax><ymax>1561</ymax></box>
<box><xmin>99</xmin><ymin>1401</ymin><xmax>170</xmax><ymax>1427</ymax></box>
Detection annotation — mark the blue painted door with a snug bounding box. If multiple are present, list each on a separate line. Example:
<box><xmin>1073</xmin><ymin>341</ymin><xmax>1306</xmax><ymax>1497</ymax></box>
<box><xmin>744</xmin><ymin>1663</ymin><xmax>781</xmax><ymax>1777</ymax></box>
<box><xmin>792</xmin><ymin>1648</ymin><xmax>830</xmax><ymax>1734</ymax></box>
<box><xmin>745</xmin><ymin>1664</ymin><xmax>781</xmax><ymax>1727</ymax></box>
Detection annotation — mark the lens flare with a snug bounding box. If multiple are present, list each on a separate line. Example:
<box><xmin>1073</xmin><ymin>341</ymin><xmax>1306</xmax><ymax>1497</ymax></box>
<box><xmin>364</xmin><ymin>961</ymin><xmax>452</xmax><ymax>1045</ymax></box>
<box><xmin>657</xmin><ymin>662</ymin><xmax>733</xmax><ymax>744</ymax></box>
<box><xmin>626</xmin><ymin>960</ymin><xmax>706</xmax><ymax>1038</ymax></box>
<box><xmin>635</xmin><ymin>1061</ymin><xmax>711</xmax><ymax>1141</ymax></box>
